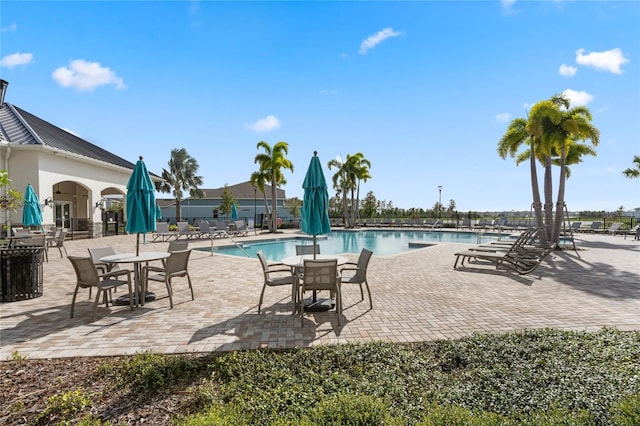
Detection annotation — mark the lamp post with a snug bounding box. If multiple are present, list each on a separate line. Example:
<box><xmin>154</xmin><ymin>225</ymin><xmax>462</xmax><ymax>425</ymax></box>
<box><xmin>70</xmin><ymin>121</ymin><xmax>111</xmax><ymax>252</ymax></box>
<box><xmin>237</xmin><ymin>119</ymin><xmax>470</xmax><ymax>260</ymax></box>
<box><xmin>438</xmin><ymin>185</ymin><xmax>442</xmax><ymax>219</ymax></box>
<box><xmin>254</xmin><ymin>187</ymin><xmax>257</xmax><ymax>228</ymax></box>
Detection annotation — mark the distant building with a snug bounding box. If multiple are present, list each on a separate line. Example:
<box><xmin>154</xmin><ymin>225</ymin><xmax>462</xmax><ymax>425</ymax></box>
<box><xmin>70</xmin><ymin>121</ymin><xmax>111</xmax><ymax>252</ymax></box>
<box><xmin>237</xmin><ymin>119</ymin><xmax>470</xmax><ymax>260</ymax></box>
<box><xmin>158</xmin><ymin>181</ymin><xmax>291</xmax><ymax>227</ymax></box>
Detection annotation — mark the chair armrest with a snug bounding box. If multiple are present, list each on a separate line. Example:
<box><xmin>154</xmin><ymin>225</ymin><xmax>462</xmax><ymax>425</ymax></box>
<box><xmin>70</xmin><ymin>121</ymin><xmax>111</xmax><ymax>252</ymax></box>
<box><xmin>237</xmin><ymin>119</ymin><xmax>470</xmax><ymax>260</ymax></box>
<box><xmin>100</xmin><ymin>269</ymin><xmax>132</xmax><ymax>280</ymax></box>
<box><xmin>266</xmin><ymin>267</ymin><xmax>294</xmax><ymax>276</ymax></box>
<box><xmin>142</xmin><ymin>265</ymin><xmax>165</xmax><ymax>274</ymax></box>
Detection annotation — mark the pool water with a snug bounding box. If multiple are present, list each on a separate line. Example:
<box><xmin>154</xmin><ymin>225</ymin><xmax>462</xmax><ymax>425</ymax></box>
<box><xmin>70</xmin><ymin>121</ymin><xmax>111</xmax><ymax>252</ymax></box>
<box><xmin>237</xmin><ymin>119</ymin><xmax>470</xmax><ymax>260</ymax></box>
<box><xmin>205</xmin><ymin>230</ymin><xmax>509</xmax><ymax>261</ymax></box>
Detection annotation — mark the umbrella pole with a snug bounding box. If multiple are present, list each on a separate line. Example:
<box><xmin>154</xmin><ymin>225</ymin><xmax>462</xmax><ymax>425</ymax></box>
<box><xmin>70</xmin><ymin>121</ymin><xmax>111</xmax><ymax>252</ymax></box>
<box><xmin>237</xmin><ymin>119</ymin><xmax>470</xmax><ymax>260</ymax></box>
<box><xmin>136</xmin><ymin>233</ymin><xmax>140</xmax><ymax>256</ymax></box>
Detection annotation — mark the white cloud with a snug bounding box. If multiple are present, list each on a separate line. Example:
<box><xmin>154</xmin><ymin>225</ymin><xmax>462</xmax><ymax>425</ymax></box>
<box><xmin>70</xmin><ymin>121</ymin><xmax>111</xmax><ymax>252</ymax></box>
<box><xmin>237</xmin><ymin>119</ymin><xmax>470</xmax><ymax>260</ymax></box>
<box><xmin>320</xmin><ymin>88</ymin><xmax>337</xmax><ymax>95</ymax></box>
<box><xmin>501</xmin><ymin>0</ymin><xmax>516</xmax><ymax>11</ymax></box>
<box><xmin>0</xmin><ymin>52</ymin><xmax>33</xmax><ymax>68</ymax></box>
<box><xmin>575</xmin><ymin>48</ymin><xmax>629</xmax><ymax>74</ymax></box>
<box><xmin>495</xmin><ymin>112</ymin><xmax>511</xmax><ymax>122</ymax></box>
<box><xmin>359</xmin><ymin>27</ymin><xmax>402</xmax><ymax>55</ymax></box>
<box><xmin>51</xmin><ymin>59</ymin><xmax>126</xmax><ymax>91</ymax></box>
<box><xmin>247</xmin><ymin>115</ymin><xmax>281</xmax><ymax>133</ymax></box>
<box><xmin>558</xmin><ymin>64</ymin><xmax>577</xmax><ymax>77</ymax></box>
<box><xmin>1</xmin><ymin>22</ymin><xmax>17</xmax><ymax>33</ymax></box>
<box><xmin>562</xmin><ymin>89</ymin><xmax>594</xmax><ymax>107</ymax></box>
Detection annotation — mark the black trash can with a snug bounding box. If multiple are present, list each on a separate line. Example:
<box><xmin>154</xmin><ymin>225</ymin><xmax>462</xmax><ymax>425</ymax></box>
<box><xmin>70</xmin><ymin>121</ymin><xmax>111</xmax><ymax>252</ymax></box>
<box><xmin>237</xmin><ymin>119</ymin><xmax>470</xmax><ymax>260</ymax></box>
<box><xmin>0</xmin><ymin>246</ymin><xmax>44</xmax><ymax>302</ymax></box>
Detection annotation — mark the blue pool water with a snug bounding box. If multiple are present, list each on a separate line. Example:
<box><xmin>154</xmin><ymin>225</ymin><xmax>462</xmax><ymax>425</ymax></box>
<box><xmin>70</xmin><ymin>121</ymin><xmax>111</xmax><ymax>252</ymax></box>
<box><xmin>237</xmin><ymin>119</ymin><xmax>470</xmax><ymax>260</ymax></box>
<box><xmin>205</xmin><ymin>230</ymin><xmax>509</xmax><ymax>261</ymax></box>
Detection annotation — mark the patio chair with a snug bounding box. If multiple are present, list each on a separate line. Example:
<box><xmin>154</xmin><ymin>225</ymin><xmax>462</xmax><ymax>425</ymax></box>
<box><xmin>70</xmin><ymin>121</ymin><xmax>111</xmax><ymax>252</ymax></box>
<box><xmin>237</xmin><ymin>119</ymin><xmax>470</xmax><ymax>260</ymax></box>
<box><xmin>142</xmin><ymin>249</ymin><xmax>193</xmax><ymax>309</ymax></box>
<box><xmin>88</xmin><ymin>247</ymin><xmax>118</xmax><ymax>274</ymax></box>
<box><xmin>296</xmin><ymin>244</ymin><xmax>320</xmax><ymax>255</ymax></box>
<box><xmin>298</xmin><ymin>258</ymin><xmax>341</xmax><ymax>326</ymax></box>
<box><xmin>168</xmin><ymin>240</ymin><xmax>189</xmax><ymax>252</ymax></box>
<box><xmin>49</xmin><ymin>229</ymin><xmax>68</xmax><ymax>257</ymax></box>
<box><xmin>340</xmin><ymin>248</ymin><xmax>373</xmax><ymax>309</ymax></box>
<box><xmin>214</xmin><ymin>221</ymin><xmax>230</xmax><ymax>238</ymax></box>
<box><xmin>88</xmin><ymin>246</ymin><xmax>122</xmax><ymax>300</ymax></box>
<box><xmin>19</xmin><ymin>233</ymin><xmax>48</xmax><ymax>263</ymax></box>
<box><xmin>68</xmin><ymin>256</ymin><xmax>133</xmax><ymax>321</ymax></box>
<box><xmin>256</xmin><ymin>250</ymin><xmax>296</xmax><ymax>314</ymax></box>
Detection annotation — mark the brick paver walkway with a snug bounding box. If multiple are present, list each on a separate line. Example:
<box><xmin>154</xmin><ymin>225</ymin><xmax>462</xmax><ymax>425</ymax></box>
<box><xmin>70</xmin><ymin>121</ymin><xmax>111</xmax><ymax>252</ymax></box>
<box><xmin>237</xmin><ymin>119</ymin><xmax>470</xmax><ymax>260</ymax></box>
<box><xmin>1</xmin><ymin>230</ymin><xmax>638</xmax><ymax>359</ymax></box>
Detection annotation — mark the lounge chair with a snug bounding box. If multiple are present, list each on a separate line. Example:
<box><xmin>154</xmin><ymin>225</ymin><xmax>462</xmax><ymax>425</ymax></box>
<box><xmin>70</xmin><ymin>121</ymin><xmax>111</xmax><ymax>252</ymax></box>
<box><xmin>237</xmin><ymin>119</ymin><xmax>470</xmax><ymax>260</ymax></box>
<box><xmin>585</xmin><ymin>221</ymin><xmax>602</xmax><ymax>233</ymax></box>
<box><xmin>233</xmin><ymin>220</ymin><xmax>248</xmax><ymax>237</ymax></box>
<box><xmin>153</xmin><ymin>222</ymin><xmax>176</xmax><ymax>241</ymax></box>
<box><xmin>454</xmin><ymin>230</ymin><xmax>552</xmax><ymax>275</ymax></box>
<box><xmin>177</xmin><ymin>221</ymin><xmax>199</xmax><ymax>239</ymax></box>
<box><xmin>603</xmin><ymin>222</ymin><xmax>624</xmax><ymax>236</ymax></box>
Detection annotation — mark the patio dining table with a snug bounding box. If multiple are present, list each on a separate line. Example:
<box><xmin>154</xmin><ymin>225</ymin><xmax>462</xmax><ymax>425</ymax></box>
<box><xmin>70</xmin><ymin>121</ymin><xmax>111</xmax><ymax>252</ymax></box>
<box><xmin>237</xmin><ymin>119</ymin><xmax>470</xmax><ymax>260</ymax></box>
<box><xmin>100</xmin><ymin>251</ymin><xmax>169</xmax><ymax>307</ymax></box>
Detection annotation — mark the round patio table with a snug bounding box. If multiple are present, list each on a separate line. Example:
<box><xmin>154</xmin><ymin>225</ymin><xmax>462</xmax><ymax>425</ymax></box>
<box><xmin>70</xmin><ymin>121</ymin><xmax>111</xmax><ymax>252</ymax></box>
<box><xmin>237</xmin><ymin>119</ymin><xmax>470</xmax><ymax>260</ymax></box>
<box><xmin>100</xmin><ymin>252</ymin><xmax>170</xmax><ymax>307</ymax></box>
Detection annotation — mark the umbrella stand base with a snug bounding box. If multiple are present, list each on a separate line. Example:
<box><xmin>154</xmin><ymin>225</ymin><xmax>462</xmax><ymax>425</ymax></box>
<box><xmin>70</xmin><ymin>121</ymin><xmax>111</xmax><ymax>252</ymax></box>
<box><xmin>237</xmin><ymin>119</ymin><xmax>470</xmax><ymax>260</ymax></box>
<box><xmin>115</xmin><ymin>291</ymin><xmax>155</xmax><ymax>306</ymax></box>
<box><xmin>303</xmin><ymin>298</ymin><xmax>334</xmax><ymax>312</ymax></box>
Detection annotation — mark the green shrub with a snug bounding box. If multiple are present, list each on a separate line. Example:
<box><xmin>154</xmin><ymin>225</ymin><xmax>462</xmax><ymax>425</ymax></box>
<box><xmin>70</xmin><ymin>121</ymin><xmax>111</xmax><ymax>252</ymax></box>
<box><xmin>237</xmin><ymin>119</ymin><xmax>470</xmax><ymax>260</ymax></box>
<box><xmin>308</xmin><ymin>393</ymin><xmax>396</xmax><ymax>425</ymax></box>
<box><xmin>610</xmin><ymin>393</ymin><xmax>640</xmax><ymax>425</ymax></box>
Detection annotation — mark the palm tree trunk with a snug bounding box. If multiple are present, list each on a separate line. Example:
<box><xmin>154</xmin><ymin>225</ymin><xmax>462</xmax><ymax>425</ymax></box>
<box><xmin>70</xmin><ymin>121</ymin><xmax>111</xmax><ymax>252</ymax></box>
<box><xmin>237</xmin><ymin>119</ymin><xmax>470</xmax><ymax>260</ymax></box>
<box><xmin>530</xmin><ymin>137</ymin><xmax>548</xmax><ymax>246</ymax></box>
<box><xmin>341</xmin><ymin>187</ymin><xmax>348</xmax><ymax>226</ymax></box>
<box><xmin>271</xmin><ymin>179</ymin><xmax>277</xmax><ymax>232</ymax></box>
<box><xmin>551</xmin><ymin>146</ymin><xmax>568</xmax><ymax>246</ymax></box>
<box><xmin>175</xmin><ymin>200</ymin><xmax>182</xmax><ymax>222</ymax></box>
<box><xmin>262</xmin><ymin>193</ymin><xmax>270</xmax><ymax>230</ymax></box>
<box><xmin>543</xmin><ymin>157</ymin><xmax>554</xmax><ymax>242</ymax></box>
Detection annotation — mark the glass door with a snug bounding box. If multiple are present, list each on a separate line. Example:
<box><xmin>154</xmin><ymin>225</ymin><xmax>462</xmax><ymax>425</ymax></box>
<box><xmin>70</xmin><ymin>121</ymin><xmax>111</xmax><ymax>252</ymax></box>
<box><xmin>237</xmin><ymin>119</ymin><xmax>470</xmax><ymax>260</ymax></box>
<box><xmin>55</xmin><ymin>202</ymin><xmax>72</xmax><ymax>229</ymax></box>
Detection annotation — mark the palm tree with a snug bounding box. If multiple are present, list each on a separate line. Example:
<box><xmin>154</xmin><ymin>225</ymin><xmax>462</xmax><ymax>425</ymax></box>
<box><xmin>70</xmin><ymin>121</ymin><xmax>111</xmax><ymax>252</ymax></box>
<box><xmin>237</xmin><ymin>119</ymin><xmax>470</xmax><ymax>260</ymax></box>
<box><xmin>498</xmin><ymin>110</ymin><xmax>549</xmax><ymax>246</ymax></box>
<box><xmin>345</xmin><ymin>153</ymin><xmax>371</xmax><ymax>227</ymax></box>
<box><xmin>547</xmin><ymin>101</ymin><xmax>599</xmax><ymax>244</ymax></box>
<box><xmin>254</xmin><ymin>141</ymin><xmax>294</xmax><ymax>232</ymax></box>
<box><xmin>250</xmin><ymin>169</ymin><xmax>271</xmax><ymax>230</ymax></box>
<box><xmin>155</xmin><ymin>148</ymin><xmax>204</xmax><ymax>222</ymax></box>
<box><xmin>327</xmin><ymin>156</ymin><xmax>350</xmax><ymax>226</ymax></box>
<box><xmin>623</xmin><ymin>155</ymin><xmax>640</xmax><ymax>179</ymax></box>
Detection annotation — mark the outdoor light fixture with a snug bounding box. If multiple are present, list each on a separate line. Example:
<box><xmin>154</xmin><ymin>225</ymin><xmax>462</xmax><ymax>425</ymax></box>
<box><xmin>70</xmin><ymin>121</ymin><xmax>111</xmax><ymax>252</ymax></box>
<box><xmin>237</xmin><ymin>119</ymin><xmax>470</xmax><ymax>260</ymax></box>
<box><xmin>95</xmin><ymin>199</ymin><xmax>105</xmax><ymax>209</ymax></box>
<box><xmin>44</xmin><ymin>196</ymin><xmax>53</xmax><ymax>206</ymax></box>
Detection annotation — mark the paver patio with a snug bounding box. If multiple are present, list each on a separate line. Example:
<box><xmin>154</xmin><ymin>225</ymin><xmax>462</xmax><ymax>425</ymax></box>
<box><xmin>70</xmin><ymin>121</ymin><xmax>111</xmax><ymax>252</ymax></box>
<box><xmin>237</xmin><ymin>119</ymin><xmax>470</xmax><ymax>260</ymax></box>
<box><xmin>1</xmin><ymin>230</ymin><xmax>638</xmax><ymax>360</ymax></box>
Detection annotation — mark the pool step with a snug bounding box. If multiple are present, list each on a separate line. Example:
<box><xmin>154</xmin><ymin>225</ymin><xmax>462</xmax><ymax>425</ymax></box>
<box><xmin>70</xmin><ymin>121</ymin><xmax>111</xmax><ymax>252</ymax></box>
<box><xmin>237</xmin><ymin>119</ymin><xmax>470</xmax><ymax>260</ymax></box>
<box><xmin>408</xmin><ymin>242</ymin><xmax>435</xmax><ymax>248</ymax></box>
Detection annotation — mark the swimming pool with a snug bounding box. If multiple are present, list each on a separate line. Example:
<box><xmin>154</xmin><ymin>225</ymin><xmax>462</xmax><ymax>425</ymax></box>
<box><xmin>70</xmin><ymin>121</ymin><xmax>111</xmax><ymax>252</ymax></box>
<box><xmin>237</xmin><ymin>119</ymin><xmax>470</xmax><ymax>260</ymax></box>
<box><xmin>205</xmin><ymin>230</ymin><xmax>510</xmax><ymax>260</ymax></box>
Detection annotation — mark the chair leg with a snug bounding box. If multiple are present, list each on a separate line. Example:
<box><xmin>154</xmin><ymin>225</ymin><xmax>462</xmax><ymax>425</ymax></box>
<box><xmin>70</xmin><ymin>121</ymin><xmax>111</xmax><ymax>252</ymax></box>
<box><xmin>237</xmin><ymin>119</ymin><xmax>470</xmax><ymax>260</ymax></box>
<box><xmin>165</xmin><ymin>278</ymin><xmax>174</xmax><ymax>309</ymax></box>
<box><xmin>187</xmin><ymin>273</ymin><xmax>194</xmax><ymax>300</ymax></box>
<box><xmin>70</xmin><ymin>286</ymin><xmax>80</xmax><ymax>318</ymax></box>
<box><xmin>92</xmin><ymin>288</ymin><xmax>102</xmax><ymax>321</ymax></box>
<box><xmin>257</xmin><ymin>284</ymin><xmax>267</xmax><ymax>313</ymax></box>
<box><xmin>364</xmin><ymin>280</ymin><xmax>372</xmax><ymax>309</ymax></box>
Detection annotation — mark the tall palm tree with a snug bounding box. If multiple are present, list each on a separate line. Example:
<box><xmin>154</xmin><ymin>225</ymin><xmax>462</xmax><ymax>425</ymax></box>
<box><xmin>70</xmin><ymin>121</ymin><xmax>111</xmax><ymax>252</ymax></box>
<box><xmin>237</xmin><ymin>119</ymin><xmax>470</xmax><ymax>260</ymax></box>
<box><xmin>623</xmin><ymin>155</ymin><xmax>640</xmax><ymax>179</ymax></box>
<box><xmin>547</xmin><ymin>102</ymin><xmax>599</xmax><ymax>244</ymax></box>
<box><xmin>328</xmin><ymin>156</ymin><xmax>349</xmax><ymax>226</ymax></box>
<box><xmin>155</xmin><ymin>148</ymin><xmax>204</xmax><ymax>222</ymax></box>
<box><xmin>254</xmin><ymin>141</ymin><xmax>294</xmax><ymax>232</ymax></box>
<box><xmin>498</xmin><ymin>114</ymin><xmax>548</xmax><ymax>246</ymax></box>
<box><xmin>250</xmin><ymin>169</ymin><xmax>271</xmax><ymax>229</ymax></box>
<box><xmin>345</xmin><ymin>153</ymin><xmax>371</xmax><ymax>227</ymax></box>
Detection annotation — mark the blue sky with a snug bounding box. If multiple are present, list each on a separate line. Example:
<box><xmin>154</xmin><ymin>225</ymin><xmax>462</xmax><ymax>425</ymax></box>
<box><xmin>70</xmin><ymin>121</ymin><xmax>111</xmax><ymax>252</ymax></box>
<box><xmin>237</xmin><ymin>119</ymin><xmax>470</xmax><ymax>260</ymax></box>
<box><xmin>1</xmin><ymin>0</ymin><xmax>638</xmax><ymax>213</ymax></box>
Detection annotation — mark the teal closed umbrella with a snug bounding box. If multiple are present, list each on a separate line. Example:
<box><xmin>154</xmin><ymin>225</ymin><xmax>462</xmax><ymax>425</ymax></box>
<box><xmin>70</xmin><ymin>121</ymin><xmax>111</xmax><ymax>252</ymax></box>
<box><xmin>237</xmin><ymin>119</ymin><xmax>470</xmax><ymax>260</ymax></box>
<box><xmin>125</xmin><ymin>156</ymin><xmax>156</xmax><ymax>255</ymax></box>
<box><xmin>231</xmin><ymin>203</ymin><xmax>238</xmax><ymax>220</ymax></box>
<box><xmin>301</xmin><ymin>151</ymin><xmax>331</xmax><ymax>258</ymax></box>
<box><xmin>22</xmin><ymin>183</ymin><xmax>43</xmax><ymax>230</ymax></box>
<box><xmin>155</xmin><ymin>204</ymin><xmax>162</xmax><ymax>221</ymax></box>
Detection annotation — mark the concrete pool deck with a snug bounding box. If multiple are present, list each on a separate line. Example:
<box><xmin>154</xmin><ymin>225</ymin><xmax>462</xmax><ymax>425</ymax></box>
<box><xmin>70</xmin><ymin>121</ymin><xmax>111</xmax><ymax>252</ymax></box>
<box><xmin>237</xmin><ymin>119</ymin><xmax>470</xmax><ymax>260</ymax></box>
<box><xmin>1</xmin><ymin>229</ymin><xmax>638</xmax><ymax>360</ymax></box>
